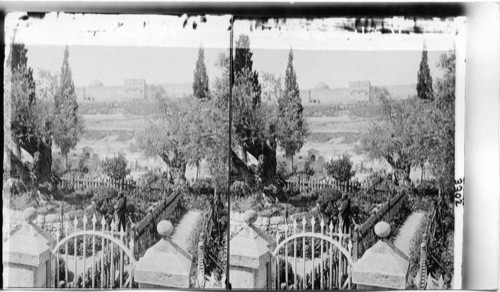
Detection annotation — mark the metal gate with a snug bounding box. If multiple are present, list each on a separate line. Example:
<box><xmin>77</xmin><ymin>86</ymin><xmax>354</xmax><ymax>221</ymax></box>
<box><xmin>51</xmin><ymin>214</ymin><xmax>137</xmax><ymax>288</ymax></box>
<box><xmin>272</xmin><ymin>217</ymin><xmax>354</xmax><ymax>290</ymax></box>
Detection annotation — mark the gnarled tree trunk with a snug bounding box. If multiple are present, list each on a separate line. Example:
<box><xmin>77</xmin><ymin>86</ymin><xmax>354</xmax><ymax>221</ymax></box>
<box><xmin>15</xmin><ymin>134</ymin><xmax>53</xmax><ymax>186</ymax></box>
<box><xmin>244</xmin><ymin>141</ymin><xmax>277</xmax><ymax>184</ymax></box>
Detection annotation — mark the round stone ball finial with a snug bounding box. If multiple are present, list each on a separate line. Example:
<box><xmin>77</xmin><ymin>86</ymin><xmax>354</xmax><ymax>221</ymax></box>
<box><xmin>157</xmin><ymin>220</ymin><xmax>174</xmax><ymax>238</ymax></box>
<box><xmin>22</xmin><ymin>207</ymin><xmax>38</xmax><ymax>224</ymax></box>
<box><xmin>243</xmin><ymin>210</ymin><xmax>258</xmax><ymax>225</ymax></box>
<box><xmin>374</xmin><ymin>221</ymin><xmax>391</xmax><ymax>238</ymax></box>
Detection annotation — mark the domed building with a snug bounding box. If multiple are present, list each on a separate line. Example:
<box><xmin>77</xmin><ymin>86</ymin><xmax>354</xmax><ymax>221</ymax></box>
<box><xmin>88</xmin><ymin>79</ymin><xmax>104</xmax><ymax>88</ymax></box>
<box><xmin>313</xmin><ymin>82</ymin><xmax>330</xmax><ymax>91</ymax></box>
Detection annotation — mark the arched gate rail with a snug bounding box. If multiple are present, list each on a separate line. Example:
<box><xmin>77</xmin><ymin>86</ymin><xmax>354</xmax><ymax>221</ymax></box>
<box><xmin>51</xmin><ymin>214</ymin><xmax>137</xmax><ymax>288</ymax></box>
<box><xmin>272</xmin><ymin>217</ymin><xmax>354</xmax><ymax>290</ymax></box>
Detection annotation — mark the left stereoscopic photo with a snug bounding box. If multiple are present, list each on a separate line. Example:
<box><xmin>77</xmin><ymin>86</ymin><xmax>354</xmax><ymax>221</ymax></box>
<box><xmin>3</xmin><ymin>13</ymin><xmax>231</xmax><ymax>288</ymax></box>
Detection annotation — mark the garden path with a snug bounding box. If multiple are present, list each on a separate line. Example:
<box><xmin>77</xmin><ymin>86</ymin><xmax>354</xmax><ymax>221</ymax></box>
<box><xmin>170</xmin><ymin>211</ymin><xmax>203</xmax><ymax>255</ymax></box>
<box><xmin>393</xmin><ymin>211</ymin><xmax>426</xmax><ymax>257</ymax></box>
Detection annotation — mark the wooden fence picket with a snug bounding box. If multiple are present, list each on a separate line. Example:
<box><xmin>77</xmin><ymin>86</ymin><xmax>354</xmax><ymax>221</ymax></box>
<box><xmin>285</xmin><ymin>176</ymin><xmax>364</xmax><ymax>193</ymax></box>
<box><xmin>61</xmin><ymin>175</ymin><xmax>164</xmax><ymax>193</ymax></box>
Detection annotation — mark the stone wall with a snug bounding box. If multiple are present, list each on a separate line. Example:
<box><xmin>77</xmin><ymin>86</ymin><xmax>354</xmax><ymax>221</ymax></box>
<box><xmin>230</xmin><ymin>211</ymin><xmax>319</xmax><ymax>237</ymax></box>
<box><xmin>300</xmin><ymin>83</ymin><xmax>416</xmax><ymax>105</ymax></box>
<box><xmin>4</xmin><ymin>206</ymin><xmax>102</xmax><ymax>241</ymax></box>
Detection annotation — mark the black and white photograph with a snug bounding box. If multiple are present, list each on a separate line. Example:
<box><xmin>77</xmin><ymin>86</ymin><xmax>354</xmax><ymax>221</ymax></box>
<box><xmin>3</xmin><ymin>4</ymin><xmax>496</xmax><ymax>290</ymax></box>
<box><xmin>227</xmin><ymin>17</ymin><xmax>462</xmax><ymax>290</ymax></box>
<box><xmin>3</xmin><ymin>13</ymin><xmax>232</xmax><ymax>289</ymax></box>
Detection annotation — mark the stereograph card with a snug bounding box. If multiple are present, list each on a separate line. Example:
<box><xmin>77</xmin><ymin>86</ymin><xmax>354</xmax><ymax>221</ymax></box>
<box><xmin>2</xmin><ymin>5</ymin><xmax>484</xmax><ymax>290</ymax></box>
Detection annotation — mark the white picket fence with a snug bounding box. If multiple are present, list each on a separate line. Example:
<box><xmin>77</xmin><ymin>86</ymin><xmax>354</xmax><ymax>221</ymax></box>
<box><xmin>60</xmin><ymin>174</ymin><xmax>164</xmax><ymax>192</ymax></box>
<box><xmin>51</xmin><ymin>213</ymin><xmax>136</xmax><ymax>288</ymax></box>
<box><xmin>285</xmin><ymin>176</ymin><xmax>367</xmax><ymax>193</ymax></box>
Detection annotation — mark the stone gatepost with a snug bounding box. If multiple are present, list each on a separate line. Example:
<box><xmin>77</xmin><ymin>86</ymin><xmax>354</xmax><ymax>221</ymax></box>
<box><xmin>229</xmin><ymin>210</ymin><xmax>276</xmax><ymax>289</ymax></box>
<box><xmin>135</xmin><ymin>211</ymin><xmax>203</xmax><ymax>288</ymax></box>
<box><xmin>352</xmin><ymin>222</ymin><xmax>410</xmax><ymax>290</ymax></box>
<box><xmin>2</xmin><ymin>207</ymin><xmax>57</xmax><ymax>288</ymax></box>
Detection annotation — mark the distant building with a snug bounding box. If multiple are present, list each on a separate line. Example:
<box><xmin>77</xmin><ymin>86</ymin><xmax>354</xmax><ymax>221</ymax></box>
<box><xmin>82</xmin><ymin>146</ymin><xmax>94</xmax><ymax>159</ymax></box>
<box><xmin>124</xmin><ymin>79</ymin><xmax>146</xmax><ymax>100</ymax></box>
<box><xmin>308</xmin><ymin>149</ymin><xmax>320</xmax><ymax>161</ymax></box>
<box><xmin>300</xmin><ymin>81</ymin><xmax>416</xmax><ymax>105</ymax></box>
<box><xmin>75</xmin><ymin>79</ymin><xmax>191</xmax><ymax>103</ymax></box>
<box><xmin>349</xmin><ymin>81</ymin><xmax>371</xmax><ymax>102</ymax></box>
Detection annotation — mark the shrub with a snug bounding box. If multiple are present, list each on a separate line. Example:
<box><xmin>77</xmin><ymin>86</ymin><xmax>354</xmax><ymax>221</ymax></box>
<box><xmin>101</xmin><ymin>152</ymin><xmax>130</xmax><ymax>181</ymax></box>
<box><xmin>416</xmin><ymin>179</ymin><xmax>439</xmax><ymax>197</ymax></box>
<box><xmin>263</xmin><ymin>184</ymin><xmax>279</xmax><ymax>198</ymax></box>
<box><xmin>285</xmin><ymin>186</ymin><xmax>300</xmax><ymax>198</ymax></box>
<box><xmin>90</xmin><ymin>154</ymin><xmax>101</xmax><ymax>172</ymax></box>
<box><xmin>4</xmin><ymin>178</ymin><xmax>27</xmax><ymax>196</ymax></box>
<box><xmin>325</xmin><ymin>153</ymin><xmax>355</xmax><ymax>182</ymax></box>
<box><xmin>191</xmin><ymin>178</ymin><xmax>215</xmax><ymax>196</ymax></box>
<box><xmin>8</xmin><ymin>191</ymin><xmax>39</xmax><ymax>210</ymax></box>
<box><xmin>91</xmin><ymin>187</ymin><xmax>157</xmax><ymax>226</ymax></box>
<box><xmin>303</xmin><ymin>157</ymin><xmax>315</xmax><ymax>177</ymax></box>
<box><xmin>58</xmin><ymin>235</ymin><xmax>103</xmax><ymax>258</ymax></box>
<box><xmin>277</xmin><ymin>161</ymin><xmax>291</xmax><ymax>180</ymax></box>
<box><xmin>77</xmin><ymin>155</ymin><xmax>90</xmax><ymax>174</ymax></box>
<box><xmin>230</xmin><ymin>181</ymin><xmax>251</xmax><ymax>199</ymax></box>
<box><xmin>316</xmin><ymin>189</ymin><xmax>343</xmax><ymax>219</ymax></box>
<box><xmin>52</xmin><ymin>156</ymin><xmax>66</xmax><ymax>177</ymax></box>
<box><xmin>92</xmin><ymin>187</ymin><xmax>117</xmax><ymax>217</ymax></box>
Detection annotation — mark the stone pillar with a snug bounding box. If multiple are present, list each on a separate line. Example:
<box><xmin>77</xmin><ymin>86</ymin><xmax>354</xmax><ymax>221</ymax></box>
<box><xmin>229</xmin><ymin>210</ymin><xmax>276</xmax><ymax>289</ymax></box>
<box><xmin>352</xmin><ymin>221</ymin><xmax>410</xmax><ymax>290</ymax></box>
<box><xmin>135</xmin><ymin>211</ymin><xmax>203</xmax><ymax>288</ymax></box>
<box><xmin>2</xmin><ymin>207</ymin><xmax>57</xmax><ymax>288</ymax></box>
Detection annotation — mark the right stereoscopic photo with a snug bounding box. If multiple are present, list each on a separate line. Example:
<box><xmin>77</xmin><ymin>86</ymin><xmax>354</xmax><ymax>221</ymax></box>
<box><xmin>227</xmin><ymin>17</ymin><xmax>462</xmax><ymax>290</ymax></box>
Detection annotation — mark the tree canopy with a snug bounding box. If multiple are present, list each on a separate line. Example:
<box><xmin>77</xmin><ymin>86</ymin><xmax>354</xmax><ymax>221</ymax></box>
<box><xmin>135</xmin><ymin>91</ymin><xmax>228</xmax><ymax>186</ymax></box>
<box><xmin>361</xmin><ymin>50</ymin><xmax>456</xmax><ymax>192</ymax></box>
<box><xmin>193</xmin><ymin>46</ymin><xmax>210</xmax><ymax>99</ymax></box>
<box><xmin>360</xmin><ymin>88</ymin><xmax>427</xmax><ymax>185</ymax></box>
<box><xmin>101</xmin><ymin>152</ymin><xmax>131</xmax><ymax>181</ymax></box>
<box><xmin>8</xmin><ymin>43</ymin><xmax>54</xmax><ymax>185</ymax></box>
<box><xmin>277</xmin><ymin>49</ymin><xmax>307</xmax><ymax>168</ymax></box>
<box><xmin>234</xmin><ymin>34</ymin><xmax>262</xmax><ymax>107</ymax></box>
<box><xmin>427</xmin><ymin>51</ymin><xmax>455</xmax><ymax>194</ymax></box>
<box><xmin>326</xmin><ymin>154</ymin><xmax>356</xmax><ymax>182</ymax></box>
<box><xmin>417</xmin><ymin>44</ymin><xmax>434</xmax><ymax>100</ymax></box>
<box><xmin>53</xmin><ymin>46</ymin><xmax>84</xmax><ymax>169</ymax></box>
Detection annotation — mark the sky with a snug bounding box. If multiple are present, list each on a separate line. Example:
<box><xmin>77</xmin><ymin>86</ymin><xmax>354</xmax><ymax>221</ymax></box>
<box><xmin>25</xmin><ymin>45</ymin><xmax>446</xmax><ymax>89</ymax></box>
<box><xmin>8</xmin><ymin>13</ymin><xmax>456</xmax><ymax>89</ymax></box>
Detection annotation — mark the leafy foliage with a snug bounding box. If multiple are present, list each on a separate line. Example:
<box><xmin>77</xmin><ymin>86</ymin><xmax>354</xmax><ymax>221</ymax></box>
<box><xmin>362</xmin><ymin>51</ymin><xmax>455</xmax><ymax>195</ymax></box>
<box><xmin>277</xmin><ymin>49</ymin><xmax>308</xmax><ymax>167</ymax></box>
<box><xmin>230</xmin><ymin>181</ymin><xmax>251</xmax><ymax>199</ymax></box>
<box><xmin>427</xmin><ymin>51</ymin><xmax>455</xmax><ymax>196</ymax></box>
<box><xmin>100</xmin><ymin>152</ymin><xmax>130</xmax><ymax>181</ymax></box>
<box><xmin>217</xmin><ymin>35</ymin><xmax>278</xmax><ymax>182</ymax></box>
<box><xmin>8</xmin><ymin>42</ymin><xmax>55</xmax><ymax>186</ymax></box>
<box><xmin>325</xmin><ymin>154</ymin><xmax>356</xmax><ymax>182</ymax></box>
<box><xmin>136</xmin><ymin>93</ymin><xmax>228</xmax><ymax>186</ymax></box>
<box><xmin>303</xmin><ymin>156</ymin><xmax>315</xmax><ymax>177</ymax></box>
<box><xmin>193</xmin><ymin>46</ymin><xmax>210</xmax><ymax>99</ymax></box>
<box><xmin>316</xmin><ymin>189</ymin><xmax>343</xmax><ymax>219</ymax></box>
<box><xmin>234</xmin><ymin>34</ymin><xmax>262</xmax><ymax>107</ymax></box>
<box><xmin>417</xmin><ymin>44</ymin><xmax>434</xmax><ymax>101</ymax></box>
<box><xmin>360</xmin><ymin>89</ymin><xmax>427</xmax><ymax>185</ymax></box>
<box><xmin>53</xmin><ymin>46</ymin><xmax>85</xmax><ymax>169</ymax></box>
<box><xmin>77</xmin><ymin>155</ymin><xmax>90</xmax><ymax>174</ymax></box>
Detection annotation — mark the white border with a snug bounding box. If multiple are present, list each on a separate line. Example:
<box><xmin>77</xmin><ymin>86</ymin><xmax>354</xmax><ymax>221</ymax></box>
<box><xmin>454</xmin><ymin>17</ymin><xmax>466</xmax><ymax>290</ymax></box>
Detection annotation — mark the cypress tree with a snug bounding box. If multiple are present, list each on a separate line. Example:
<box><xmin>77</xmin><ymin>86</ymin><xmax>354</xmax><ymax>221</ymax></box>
<box><xmin>193</xmin><ymin>46</ymin><xmax>210</xmax><ymax>99</ymax></box>
<box><xmin>417</xmin><ymin>44</ymin><xmax>434</xmax><ymax>100</ymax></box>
<box><xmin>277</xmin><ymin>48</ymin><xmax>306</xmax><ymax>169</ymax></box>
<box><xmin>234</xmin><ymin>34</ymin><xmax>261</xmax><ymax>107</ymax></box>
<box><xmin>54</xmin><ymin>46</ymin><xmax>83</xmax><ymax>170</ymax></box>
